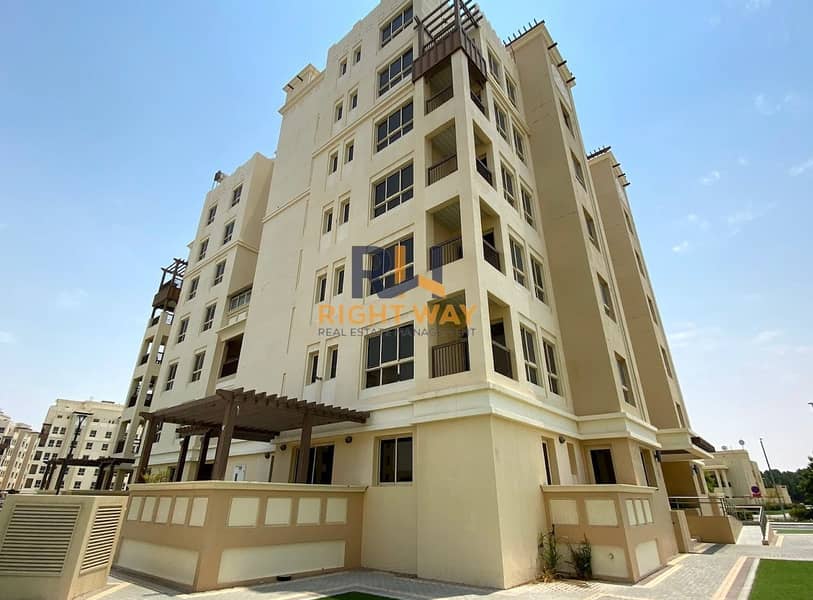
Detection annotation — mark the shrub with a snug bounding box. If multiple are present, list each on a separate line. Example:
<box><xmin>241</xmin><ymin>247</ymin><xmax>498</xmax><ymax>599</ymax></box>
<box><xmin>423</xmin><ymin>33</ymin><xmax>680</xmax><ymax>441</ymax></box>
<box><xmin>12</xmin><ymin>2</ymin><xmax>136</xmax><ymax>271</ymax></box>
<box><xmin>569</xmin><ymin>536</ymin><xmax>592</xmax><ymax>580</ymax></box>
<box><xmin>143</xmin><ymin>469</ymin><xmax>171</xmax><ymax>483</ymax></box>
<box><xmin>538</xmin><ymin>530</ymin><xmax>561</xmax><ymax>582</ymax></box>
<box><xmin>789</xmin><ymin>506</ymin><xmax>813</xmax><ymax>521</ymax></box>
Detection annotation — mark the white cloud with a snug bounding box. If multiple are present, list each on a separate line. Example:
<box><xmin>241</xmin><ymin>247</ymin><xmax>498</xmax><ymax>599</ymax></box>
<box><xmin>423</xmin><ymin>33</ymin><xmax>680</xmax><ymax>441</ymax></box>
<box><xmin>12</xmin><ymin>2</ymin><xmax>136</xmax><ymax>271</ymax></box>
<box><xmin>752</xmin><ymin>329</ymin><xmax>783</xmax><ymax>344</ymax></box>
<box><xmin>707</xmin><ymin>14</ymin><xmax>722</xmax><ymax>27</ymax></box>
<box><xmin>686</xmin><ymin>213</ymin><xmax>711</xmax><ymax>230</ymax></box>
<box><xmin>668</xmin><ymin>322</ymin><xmax>722</xmax><ymax>351</ymax></box>
<box><xmin>0</xmin><ymin>331</ymin><xmax>15</xmax><ymax>344</ymax></box>
<box><xmin>754</xmin><ymin>91</ymin><xmax>799</xmax><ymax>116</ymax></box>
<box><xmin>745</xmin><ymin>0</ymin><xmax>771</xmax><ymax>11</ymax></box>
<box><xmin>700</xmin><ymin>170</ymin><xmax>721</xmax><ymax>185</ymax></box>
<box><xmin>55</xmin><ymin>288</ymin><xmax>89</xmax><ymax>310</ymax></box>
<box><xmin>789</xmin><ymin>157</ymin><xmax>813</xmax><ymax>176</ymax></box>
<box><xmin>672</xmin><ymin>240</ymin><xmax>690</xmax><ymax>254</ymax></box>
<box><xmin>737</xmin><ymin>156</ymin><xmax>749</xmax><ymax>166</ymax></box>
<box><xmin>726</xmin><ymin>208</ymin><xmax>757</xmax><ymax>226</ymax></box>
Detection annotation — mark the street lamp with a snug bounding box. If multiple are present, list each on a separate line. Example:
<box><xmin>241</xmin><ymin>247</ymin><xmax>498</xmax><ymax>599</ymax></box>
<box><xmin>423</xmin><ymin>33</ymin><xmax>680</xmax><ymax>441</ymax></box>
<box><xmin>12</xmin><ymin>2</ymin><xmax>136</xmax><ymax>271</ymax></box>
<box><xmin>759</xmin><ymin>437</ymin><xmax>786</xmax><ymax>522</ymax></box>
<box><xmin>54</xmin><ymin>411</ymin><xmax>92</xmax><ymax>495</ymax></box>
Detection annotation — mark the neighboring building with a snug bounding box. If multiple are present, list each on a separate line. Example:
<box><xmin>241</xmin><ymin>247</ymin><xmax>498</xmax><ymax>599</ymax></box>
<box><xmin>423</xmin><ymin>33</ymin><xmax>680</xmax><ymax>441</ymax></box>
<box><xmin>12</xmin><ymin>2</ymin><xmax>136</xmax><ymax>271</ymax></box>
<box><xmin>702</xmin><ymin>448</ymin><xmax>767</xmax><ymax>500</ymax></box>
<box><xmin>32</xmin><ymin>399</ymin><xmax>123</xmax><ymax>492</ymax></box>
<box><xmin>764</xmin><ymin>484</ymin><xmax>791</xmax><ymax>505</ymax></box>
<box><xmin>125</xmin><ymin>0</ymin><xmax>719</xmax><ymax>588</ymax></box>
<box><xmin>0</xmin><ymin>422</ymin><xmax>39</xmax><ymax>491</ymax></box>
<box><xmin>108</xmin><ymin>258</ymin><xmax>187</xmax><ymax>489</ymax></box>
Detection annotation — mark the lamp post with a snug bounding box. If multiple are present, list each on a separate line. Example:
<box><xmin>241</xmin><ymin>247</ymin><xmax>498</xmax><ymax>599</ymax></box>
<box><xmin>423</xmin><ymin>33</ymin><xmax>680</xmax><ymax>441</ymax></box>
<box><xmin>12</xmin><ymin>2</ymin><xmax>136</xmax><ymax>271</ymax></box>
<box><xmin>54</xmin><ymin>411</ymin><xmax>92</xmax><ymax>495</ymax></box>
<box><xmin>759</xmin><ymin>437</ymin><xmax>786</xmax><ymax>522</ymax></box>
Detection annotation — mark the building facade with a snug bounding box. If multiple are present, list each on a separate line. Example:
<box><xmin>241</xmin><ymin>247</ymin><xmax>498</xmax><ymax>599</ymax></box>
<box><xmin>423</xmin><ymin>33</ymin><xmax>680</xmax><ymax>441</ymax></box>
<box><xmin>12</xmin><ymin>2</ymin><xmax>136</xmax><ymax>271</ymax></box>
<box><xmin>0</xmin><ymin>421</ymin><xmax>40</xmax><ymax>492</ymax></box>
<box><xmin>32</xmin><ymin>399</ymin><xmax>123</xmax><ymax>492</ymax></box>
<box><xmin>702</xmin><ymin>448</ymin><xmax>767</xmax><ymax>500</ymax></box>
<box><xmin>126</xmin><ymin>0</ymin><xmax>719</xmax><ymax>588</ymax></box>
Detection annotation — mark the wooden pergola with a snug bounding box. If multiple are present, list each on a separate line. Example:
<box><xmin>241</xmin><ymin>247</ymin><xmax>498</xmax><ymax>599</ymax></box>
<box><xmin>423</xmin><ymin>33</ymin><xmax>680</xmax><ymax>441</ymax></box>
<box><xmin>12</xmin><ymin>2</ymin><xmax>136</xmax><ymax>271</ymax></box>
<box><xmin>134</xmin><ymin>388</ymin><xmax>369</xmax><ymax>484</ymax></box>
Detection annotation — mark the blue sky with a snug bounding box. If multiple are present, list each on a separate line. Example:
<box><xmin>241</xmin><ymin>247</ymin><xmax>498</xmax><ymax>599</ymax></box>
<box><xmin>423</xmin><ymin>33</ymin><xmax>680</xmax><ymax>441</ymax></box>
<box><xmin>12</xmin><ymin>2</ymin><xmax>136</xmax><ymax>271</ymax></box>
<box><xmin>1</xmin><ymin>0</ymin><xmax>811</xmax><ymax>469</ymax></box>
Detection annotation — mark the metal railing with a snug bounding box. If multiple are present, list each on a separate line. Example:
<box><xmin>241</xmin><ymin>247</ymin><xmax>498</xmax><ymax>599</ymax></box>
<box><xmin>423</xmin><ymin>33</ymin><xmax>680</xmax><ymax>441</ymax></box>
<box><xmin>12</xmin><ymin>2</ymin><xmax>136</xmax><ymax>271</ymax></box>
<box><xmin>432</xmin><ymin>340</ymin><xmax>470</xmax><ymax>377</ymax></box>
<box><xmin>476</xmin><ymin>158</ymin><xmax>493</xmax><ymax>186</ymax></box>
<box><xmin>425</xmin><ymin>85</ymin><xmax>453</xmax><ymax>114</ymax></box>
<box><xmin>483</xmin><ymin>239</ymin><xmax>501</xmax><ymax>271</ymax></box>
<box><xmin>429</xmin><ymin>237</ymin><xmax>463</xmax><ymax>269</ymax></box>
<box><xmin>470</xmin><ymin>91</ymin><xmax>487</xmax><ymax>116</ymax></box>
<box><xmin>669</xmin><ymin>495</ymin><xmax>735</xmax><ymax>516</ymax></box>
<box><xmin>492</xmin><ymin>341</ymin><xmax>512</xmax><ymax>378</ymax></box>
<box><xmin>427</xmin><ymin>154</ymin><xmax>458</xmax><ymax>185</ymax></box>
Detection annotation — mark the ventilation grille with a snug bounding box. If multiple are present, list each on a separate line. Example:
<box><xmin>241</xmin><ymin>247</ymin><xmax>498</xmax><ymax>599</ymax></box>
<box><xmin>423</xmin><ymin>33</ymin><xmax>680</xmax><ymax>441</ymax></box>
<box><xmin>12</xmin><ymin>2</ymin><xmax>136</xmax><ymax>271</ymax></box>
<box><xmin>80</xmin><ymin>505</ymin><xmax>123</xmax><ymax>572</ymax></box>
<box><xmin>0</xmin><ymin>504</ymin><xmax>80</xmax><ymax>574</ymax></box>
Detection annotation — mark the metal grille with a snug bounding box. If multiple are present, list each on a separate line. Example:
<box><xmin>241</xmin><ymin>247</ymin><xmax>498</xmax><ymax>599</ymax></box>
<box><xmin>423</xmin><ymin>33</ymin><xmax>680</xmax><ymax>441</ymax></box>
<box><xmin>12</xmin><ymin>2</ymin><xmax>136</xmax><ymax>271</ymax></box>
<box><xmin>80</xmin><ymin>505</ymin><xmax>123</xmax><ymax>572</ymax></box>
<box><xmin>0</xmin><ymin>504</ymin><xmax>80</xmax><ymax>574</ymax></box>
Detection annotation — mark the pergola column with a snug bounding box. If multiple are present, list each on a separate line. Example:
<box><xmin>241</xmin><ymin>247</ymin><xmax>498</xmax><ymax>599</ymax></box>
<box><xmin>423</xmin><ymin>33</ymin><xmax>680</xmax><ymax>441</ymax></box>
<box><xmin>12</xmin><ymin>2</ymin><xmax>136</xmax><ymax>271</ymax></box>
<box><xmin>174</xmin><ymin>436</ymin><xmax>190</xmax><ymax>482</ymax></box>
<box><xmin>721</xmin><ymin>470</ymin><xmax>730</xmax><ymax>489</ymax></box>
<box><xmin>212</xmin><ymin>399</ymin><xmax>237</xmax><ymax>481</ymax></box>
<box><xmin>133</xmin><ymin>416</ymin><xmax>161</xmax><ymax>484</ymax></box>
<box><xmin>104</xmin><ymin>465</ymin><xmax>117</xmax><ymax>490</ymax></box>
<box><xmin>94</xmin><ymin>464</ymin><xmax>107</xmax><ymax>490</ymax></box>
<box><xmin>194</xmin><ymin>431</ymin><xmax>212</xmax><ymax>480</ymax></box>
<box><xmin>295</xmin><ymin>410</ymin><xmax>313</xmax><ymax>484</ymax></box>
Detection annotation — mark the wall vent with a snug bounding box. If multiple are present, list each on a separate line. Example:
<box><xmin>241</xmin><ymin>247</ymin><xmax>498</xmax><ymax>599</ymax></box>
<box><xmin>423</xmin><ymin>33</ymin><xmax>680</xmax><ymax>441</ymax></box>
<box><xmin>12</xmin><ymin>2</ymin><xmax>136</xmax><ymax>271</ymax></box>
<box><xmin>0</xmin><ymin>504</ymin><xmax>80</xmax><ymax>574</ymax></box>
<box><xmin>80</xmin><ymin>505</ymin><xmax>123</xmax><ymax>573</ymax></box>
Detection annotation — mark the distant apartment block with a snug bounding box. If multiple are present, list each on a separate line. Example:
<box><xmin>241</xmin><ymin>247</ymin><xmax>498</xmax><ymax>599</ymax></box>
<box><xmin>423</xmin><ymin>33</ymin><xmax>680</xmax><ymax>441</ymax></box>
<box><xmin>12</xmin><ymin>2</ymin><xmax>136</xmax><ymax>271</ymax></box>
<box><xmin>0</xmin><ymin>418</ymin><xmax>39</xmax><ymax>492</ymax></box>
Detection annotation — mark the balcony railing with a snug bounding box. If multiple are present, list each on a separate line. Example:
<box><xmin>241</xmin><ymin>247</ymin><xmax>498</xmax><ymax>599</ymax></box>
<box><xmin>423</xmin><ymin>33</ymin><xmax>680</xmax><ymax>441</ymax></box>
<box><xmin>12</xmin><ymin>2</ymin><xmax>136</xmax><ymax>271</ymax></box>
<box><xmin>432</xmin><ymin>340</ymin><xmax>470</xmax><ymax>377</ymax></box>
<box><xmin>427</xmin><ymin>154</ymin><xmax>458</xmax><ymax>185</ymax></box>
<box><xmin>492</xmin><ymin>341</ymin><xmax>513</xmax><ymax>378</ymax></box>
<box><xmin>483</xmin><ymin>239</ymin><xmax>501</xmax><ymax>271</ymax></box>
<box><xmin>115</xmin><ymin>440</ymin><xmax>125</xmax><ymax>454</ymax></box>
<box><xmin>429</xmin><ymin>237</ymin><xmax>463</xmax><ymax>269</ymax></box>
<box><xmin>139</xmin><ymin>353</ymin><xmax>149</xmax><ymax>365</ymax></box>
<box><xmin>470</xmin><ymin>91</ymin><xmax>487</xmax><ymax>116</ymax></box>
<box><xmin>144</xmin><ymin>392</ymin><xmax>153</xmax><ymax>408</ymax></box>
<box><xmin>425</xmin><ymin>85</ymin><xmax>453</xmax><ymax>114</ymax></box>
<box><xmin>127</xmin><ymin>395</ymin><xmax>138</xmax><ymax>408</ymax></box>
<box><xmin>476</xmin><ymin>158</ymin><xmax>493</xmax><ymax>186</ymax></box>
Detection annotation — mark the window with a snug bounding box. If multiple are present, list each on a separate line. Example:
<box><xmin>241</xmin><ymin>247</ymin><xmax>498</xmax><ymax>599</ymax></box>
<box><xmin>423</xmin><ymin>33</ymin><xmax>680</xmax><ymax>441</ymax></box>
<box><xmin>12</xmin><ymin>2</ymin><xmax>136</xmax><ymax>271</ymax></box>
<box><xmin>102</xmin><ymin>443</ymin><xmax>108</xmax><ymax>451</ymax></box>
<box><xmin>641</xmin><ymin>449</ymin><xmax>657</xmax><ymax>487</ymax></box>
<box><xmin>379</xmin><ymin>436</ymin><xmax>412</xmax><ymax>483</ymax></box>
<box><xmin>165</xmin><ymin>363</ymin><xmax>178</xmax><ymax>391</ymax></box>
<box><xmin>316</xmin><ymin>274</ymin><xmax>327</xmax><ymax>303</ymax></box>
<box><xmin>567</xmin><ymin>442</ymin><xmax>578</xmax><ymax>475</ymax></box>
<box><xmin>339</xmin><ymin>198</ymin><xmax>350</xmax><ymax>224</ymax></box>
<box><xmin>198</xmin><ymin>239</ymin><xmax>209</xmax><ymax>261</ymax></box>
<box><xmin>561</xmin><ymin>102</ymin><xmax>573</xmax><ymax>134</ymax></box>
<box><xmin>369</xmin><ymin>236</ymin><xmax>414</xmax><ymax>294</ymax></box>
<box><xmin>521</xmin><ymin>186</ymin><xmax>534</xmax><ymax>226</ymax></box>
<box><xmin>590</xmin><ymin>449</ymin><xmax>617</xmax><ymax>484</ymax></box>
<box><xmin>571</xmin><ymin>152</ymin><xmax>586</xmax><ymax>187</ymax></box>
<box><xmin>598</xmin><ymin>275</ymin><xmax>615</xmax><ymax>319</ymax></box>
<box><xmin>339</xmin><ymin>58</ymin><xmax>347</xmax><ymax>76</ymax></box>
<box><xmin>487</xmin><ymin>49</ymin><xmax>502</xmax><ymax>83</ymax></box>
<box><xmin>228</xmin><ymin>287</ymin><xmax>252</xmax><ymax>312</ymax></box>
<box><xmin>624</xmin><ymin>210</ymin><xmax>635</xmax><ymax>235</ymax></box>
<box><xmin>501</xmin><ymin>165</ymin><xmax>516</xmax><ymax>207</ymax></box>
<box><xmin>376</xmin><ymin>101</ymin><xmax>413</xmax><ymax>151</ymax></box>
<box><xmin>635</xmin><ymin>250</ymin><xmax>646</xmax><ymax>278</ymax></box>
<box><xmin>378</xmin><ymin>48</ymin><xmax>413</xmax><ymax>96</ymax></box>
<box><xmin>177</xmin><ymin>317</ymin><xmax>189</xmax><ymax>343</ymax></box>
<box><xmin>219</xmin><ymin>335</ymin><xmax>243</xmax><ymax>378</ymax></box>
<box><xmin>661</xmin><ymin>346</ymin><xmax>673</xmax><ymax>378</ymax></box>
<box><xmin>365</xmin><ymin>324</ymin><xmax>414</xmax><ymax>388</ymax></box>
<box><xmin>329</xmin><ymin>151</ymin><xmax>339</xmax><ymax>174</ymax></box>
<box><xmin>615</xmin><ymin>354</ymin><xmax>635</xmax><ymax>406</ymax></box>
<box><xmin>89</xmin><ymin>430</ymin><xmax>97</xmax><ymax>437</ymax></box>
<box><xmin>213</xmin><ymin>260</ymin><xmax>226</xmax><ymax>286</ymax></box>
<box><xmin>647</xmin><ymin>297</ymin><xmax>658</xmax><ymax>325</ymax></box>
<box><xmin>520</xmin><ymin>327</ymin><xmax>540</xmax><ymax>385</ymax></box>
<box><xmin>350</xmin><ymin>89</ymin><xmax>358</xmax><ymax>110</ymax></box>
<box><xmin>292</xmin><ymin>445</ymin><xmax>334</xmax><ymax>484</ymax></box>
<box><xmin>543</xmin><ymin>340</ymin><xmax>561</xmax><ymax>394</ymax></box>
<box><xmin>353</xmin><ymin>46</ymin><xmax>362</xmax><ymax>64</ymax></box>
<box><xmin>494</xmin><ymin>102</ymin><xmax>508</xmax><ymax>140</ymax></box>
<box><xmin>509</xmin><ymin>238</ymin><xmax>526</xmax><ymax>286</ymax></box>
<box><xmin>531</xmin><ymin>257</ymin><xmax>546</xmax><ymax>303</ymax></box>
<box><xmin>105</xmin><ymin>431</ymin><xmax>112</xmax><ymax>439</ymax></box>
<box><xmin>85</xmin><ymin>442</ymin><xmax>92</xmax><ymax>450</ymax></box>
<box><xmin>231</xmin><ymin>185</ymin><xmax>242</xmax><ymax>207</ymax></box>
<box><xmin>223</xmin><ymin>220</ymin><xmax>235</xmax><ymax>244</ymax></box>
<box><xmin>380</xmin><ymin>3</ymin><xmax>412</xmax><ymax>47</ymax></box>
<box><xmin>506</xmin><ymin>75</ymin><xmax>518</xmax><ymax>106</ymax></box>
<box><xmin>307</xmin><ymin>351</ymin><xmax>319</xmax><ymax>384</ymax></box>
<box><xmin>202</xmin><ymin>303</ymin><xmax>217</xmax><ymax>331</ymax></box>
<box><xmin>334</xmin><ymin>267</ymin><xmax>345</xmax><ymax>295</ymax></box>
<box><xmin>372</xmin><ymin>162</ymin><xmax>414</xmax><ymax>217</ymax></box>
<box><xmin>335</xmin><ymin>101</ymin><xmax>343</xmax><ymax>122</ymax></box>
<box><xmin>187</xmin><ymin>277</ymin><xmax>199</xmax><ymax>300</ymax></box>
<box><xmin>345</xmin><ymin>141</ymin><xmax>354</xmax><ymax>163</ymax></box>
<box><xmin>206</xmin><ymin>205</ymin><xmax>217</xmax><ymax>225</ymax></box>
<box><xmin>513</xmin><ymin>127</ymin><xmax>526</xmax><ymax>162</ymax></box>
<box><xmin>323</xmin><ymin>209</ymin><xmax>333</xmax><ymax>234</ymax></box>
<box><xmin>73</xmin><ymin>481</ymin><xmax>81</xmax><ymax>489</ymax></box>
<box><xmin>541</xmin><ymin>441</ymin><xmax>554</xmax><ymax>485</ymax></box>
<box><xmin>583</xmin><ymin>208</ymin><xmax>599</xmax><ymax>247</ymax></box>
<box><xmin>190</xmin><ymin>352</ymin><xmax>205</xmax><ymax>382</ymax></box>
<box><xmin>327</xmin><ymin>345</ymin><xmax>339</xmax><ymax>379</ymax></box>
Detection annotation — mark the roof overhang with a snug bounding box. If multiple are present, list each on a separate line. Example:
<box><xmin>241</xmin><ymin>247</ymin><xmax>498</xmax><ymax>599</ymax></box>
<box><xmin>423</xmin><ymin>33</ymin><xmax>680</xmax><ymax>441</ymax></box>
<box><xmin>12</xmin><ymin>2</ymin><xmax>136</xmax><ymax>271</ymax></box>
<box><xmin>657</xmin><ymin>428</ymin><xmax>715</xmax><ymax>460</ymax></box>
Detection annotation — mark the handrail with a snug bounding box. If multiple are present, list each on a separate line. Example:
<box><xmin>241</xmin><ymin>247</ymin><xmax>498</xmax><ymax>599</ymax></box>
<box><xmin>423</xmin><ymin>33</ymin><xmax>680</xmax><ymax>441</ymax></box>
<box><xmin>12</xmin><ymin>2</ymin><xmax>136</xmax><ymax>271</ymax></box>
<box><xmin>431</xmin><ymin>339</ymin><xmax>470</xmax><ymax>377</ymax></box>
<box><xmin>427</xmin><ymin>154</ymin><xmax>458</xmax><ymax>185</ymax></box>
<box><xmin>476</xmin><ymin>158</ymin><xmax>493</xmax><ymax>186</ymax></box>
<box><xmin>470</xmin><ymin>91</ymin><xmax>487</xmax><ymax>116</ymax></box>
<box><xmin>429</xmin><ymin>237</ymin><xmax>463</xmax><ymax>269</ymax></box>
<box><xmin>482</xmin><ymin>238</ymin><xmax>501</xmax><ymax>270</ymax></box>
<box><xmin>425</xmin><ymin>85</ymin><xmax>453</xmax><ymax>114</ymax></box>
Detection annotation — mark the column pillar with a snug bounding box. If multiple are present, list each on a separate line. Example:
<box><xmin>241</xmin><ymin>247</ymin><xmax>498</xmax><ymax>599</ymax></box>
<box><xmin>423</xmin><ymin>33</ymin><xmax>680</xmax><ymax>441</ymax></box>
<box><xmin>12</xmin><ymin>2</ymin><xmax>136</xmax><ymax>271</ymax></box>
<box><xmin>94</xmin><ymin>465</ymin><xmax>106</xmax><ymax>490</ymax></box>
<box><xmin>295</xmin><ymin>411</ymin><xmax>313</xmax><ymax>484</ymax></box>
<box><xmin>174</xmin><ymin>436</ymin><xmax>190</xmax><ymax>482</ymax></box>
<box><xmin>133</xmin><ymin>416</ymin><xmax>160</xmax><ymax>484</ymax></box>
<box><xmin>195</xmin><ymin>431</ymin><xmax>212</xmax><ymax>480</ymax></box>
<box><xmin>212</xmin><ymin>400</ymin><xmax>237</xmax><ymax>481</ymax></box>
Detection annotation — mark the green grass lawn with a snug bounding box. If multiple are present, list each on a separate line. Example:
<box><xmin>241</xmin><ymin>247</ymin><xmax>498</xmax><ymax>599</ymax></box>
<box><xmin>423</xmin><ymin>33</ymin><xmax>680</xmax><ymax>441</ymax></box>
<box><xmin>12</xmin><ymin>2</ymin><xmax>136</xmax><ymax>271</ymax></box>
<box><xmin>321</xmin><ymin>593</ymin><xmax>397</xmax><ymax>600</ymax></box>
<box><xmin>749</xmin><ymin>560</ymin><xmax>813</xmax><ymax>599</ymax></box>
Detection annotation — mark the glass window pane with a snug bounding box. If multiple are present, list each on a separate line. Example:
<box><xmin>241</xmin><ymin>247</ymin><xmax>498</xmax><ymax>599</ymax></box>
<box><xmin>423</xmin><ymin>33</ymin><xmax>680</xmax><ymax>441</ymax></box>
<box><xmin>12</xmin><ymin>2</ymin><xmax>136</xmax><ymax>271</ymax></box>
<box><xmin>399</xmin><ymin>325</ymin><xmax>414</xmax><ymax>358</ymax></box>
<box><xmin>398</xmin><ymin>360</ymin><xmax>414</xmax><ymax>381</ymax></box>
<box><xmin>402</xmin><ymin>164</ymin><xmax>413</xmax><ymax>187</ymax></box>
<box><xmin>396</xmin><ymin>437</ymin><xmax>413</xmax><ymax>482</ymax></box>
<box><xmin>402</xmin><ymin>237</ymin><xmax>414</xmax><ymax>263</ymax></box>
<box><xmin>381</xmin><ymin>328</ymin><xmax>398</xmax><ymax>362</ymax></box>
<box><xmin>402</xmin><ymin>102</ymin><xmax>413</xmax><ymax>123</ymax></box>
<box><xmin>377</xmin><ymin>122</ymin><xmax>387</xmax><ymax>144</ymax></box>
<box><xmin>389</xmin><ymin>112</ymin><xmax>401</xmax><ymax>131</ymax></box>
<box><xmin>365</xmin><ymin>369</ymin><xmax>381</xmax><ymax>388</ymax></box>
<box><xmin>381</xmin><ymin>364</ymin><xmax>398</xmax><ymax>384</ymax></box>
<box><xmin>375</xmin><ymin>182</ymin><xmax>385</xmax><ymax>205</ymax></box>
<box><xmin>386</xmin><ymin>172</ymin><xmax>400</xmax><ymax>197</ymax></box>
<box><xmin>367</xmin><ymin>335</ymin><xmax>381</xmax><ymax>368</ymax></box>
<box><xmin>379</xmin><ymin>439</ymin><xmax>396</xmax><ymax>483</ymax></box>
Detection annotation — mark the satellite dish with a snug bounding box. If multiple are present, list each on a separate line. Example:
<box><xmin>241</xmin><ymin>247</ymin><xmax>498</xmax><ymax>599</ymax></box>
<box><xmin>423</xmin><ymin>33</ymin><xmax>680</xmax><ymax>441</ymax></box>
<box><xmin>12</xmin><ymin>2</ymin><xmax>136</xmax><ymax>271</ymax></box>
<box><xmin>721</xmin><ymin>445</ymin><xmax>728</xmax><ymax>450</ymax></box>
<box><xmin>739</xmin><ymin>440</ymin><xmax>745</xmax><ymax>447</ymax></box>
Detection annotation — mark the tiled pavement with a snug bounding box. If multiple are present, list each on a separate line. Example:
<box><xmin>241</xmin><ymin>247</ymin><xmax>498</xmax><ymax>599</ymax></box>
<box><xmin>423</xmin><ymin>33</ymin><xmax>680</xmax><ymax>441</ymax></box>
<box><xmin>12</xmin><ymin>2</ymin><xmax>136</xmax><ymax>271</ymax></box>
<box><xmin>87</xmin><ymin>529</ymin><xmax>813</xmax><ymax>600</ymax></box>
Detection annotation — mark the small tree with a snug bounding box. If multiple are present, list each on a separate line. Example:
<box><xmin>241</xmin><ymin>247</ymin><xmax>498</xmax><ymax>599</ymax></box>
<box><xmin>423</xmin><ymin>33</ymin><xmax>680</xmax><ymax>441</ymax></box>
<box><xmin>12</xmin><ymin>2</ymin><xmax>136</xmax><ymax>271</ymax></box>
<box><xmin>538</xmin><ymin>530</ymin><xmax>561</xmax><ymax>582</ymax></box>
<box><xmin>143</xmin><ymin>469</ymin><xmax>171</xmax><ymax>483</ymax></box>
<box><xmin>569</xmin><ymin>536</ymin><xmax>592</xmax><ymax>579</ymax></box>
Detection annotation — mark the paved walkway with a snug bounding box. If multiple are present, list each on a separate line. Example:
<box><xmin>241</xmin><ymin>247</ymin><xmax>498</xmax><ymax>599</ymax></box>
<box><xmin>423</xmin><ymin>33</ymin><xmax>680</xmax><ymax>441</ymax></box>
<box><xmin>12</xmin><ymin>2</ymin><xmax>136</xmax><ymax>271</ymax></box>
<box><xmin>86</xmin><ymin>530</ymin><xmax>813</xmax><ymax>600</ymax></box>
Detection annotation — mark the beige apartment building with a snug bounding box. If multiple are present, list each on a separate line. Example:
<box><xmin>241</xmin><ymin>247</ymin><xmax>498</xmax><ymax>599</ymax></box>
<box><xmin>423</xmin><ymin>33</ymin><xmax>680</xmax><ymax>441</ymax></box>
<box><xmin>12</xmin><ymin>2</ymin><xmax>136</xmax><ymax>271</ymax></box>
<box><xmin>33</xmin><ymin>399</ymin><xmax>123</xmax><ymax>492</ymax></box>
<box><xmin>0</xmin><ymin>421</ymin><xmax>40</xmax><ymax>492</ymax></box>
<box><xmin>116</xmin><ymin>0</ymin><xmax>726</xmax><ymax>590</ymax></box>
<box><xmin>702</xmin><ymin>448</ymin><xmax>767</xmax><ymax>500</ymax></box>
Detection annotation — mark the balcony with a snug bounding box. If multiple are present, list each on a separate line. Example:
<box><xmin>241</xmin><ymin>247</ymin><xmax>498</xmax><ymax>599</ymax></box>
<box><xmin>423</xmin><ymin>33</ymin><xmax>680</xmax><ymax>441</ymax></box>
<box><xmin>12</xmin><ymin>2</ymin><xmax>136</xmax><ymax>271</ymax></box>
<box><xmin>138</xmin><ymin>353</ymin><xmax>149</xmax><ymax>366</ymax></box>
<box><xmin>412</xmin><ymin>4</ymin><xmax>486</xmax><ymax>85</ymax></box>
<box><xmin>482</xmin><ymin>237</ymin><xmax>501</xmax><ymax>271</ymax></box>
<box><xmin>426</xmin><ymin>84</ymin><xmax>453</xmax><ymax>114</ymax></box>
<box><xmin>115</xmin><ymin>440</ymin><xmax>125</xmax><ymax>454</ymax></box>
<box><xmin>427</xmin><ymin>154</ymin><xmax>458</xmax><ymax>186</ymax></box>
<box><xmin>152</xmin><ymin>280</ymin><xmax>181</xmax><ymax>311</ymax></box>
<box><xmin>432</xmin><ymin>340</ymin><xmax>470</xmax><ymax>377</ymax></box>
<box><xmin>491</xmin><ymin>341</ymin><xmax>513</xmax><ymax>378</ymax></box>
<box><xmin>429</xmin><ymin>236</ymin><xmax>463</xmax><ymax>269</ymax></box>
<box><xmin>127</xmin><ymin>395</ymin><xmax>138</xmax><ymax>408</ymax></box>
<box><xmin>470</xmin><ymin>90</ymin><xmax>487</xmax><ymax>116</ymax></box>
